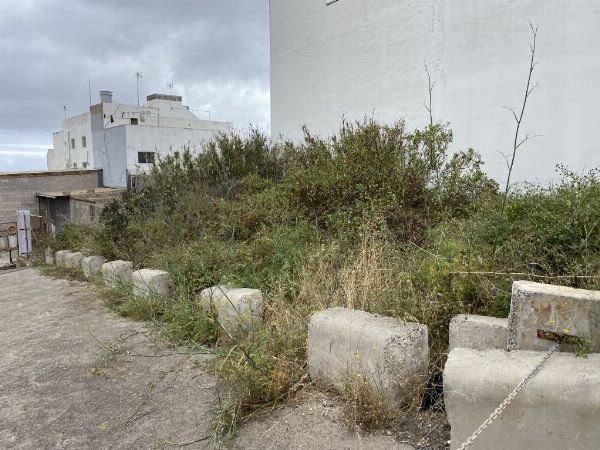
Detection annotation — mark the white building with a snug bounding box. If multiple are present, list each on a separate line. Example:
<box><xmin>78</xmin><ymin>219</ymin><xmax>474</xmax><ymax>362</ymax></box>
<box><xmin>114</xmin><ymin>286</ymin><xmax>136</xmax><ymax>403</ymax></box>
<box><xmin>270</xmin><ymin>0</ymin><xmax>600</xmax><ymax>183</ymax></box>
<box><xmin>48</xmin><ymin>91</ymin><xmax>233</xmax><ymax>187</ymax></box>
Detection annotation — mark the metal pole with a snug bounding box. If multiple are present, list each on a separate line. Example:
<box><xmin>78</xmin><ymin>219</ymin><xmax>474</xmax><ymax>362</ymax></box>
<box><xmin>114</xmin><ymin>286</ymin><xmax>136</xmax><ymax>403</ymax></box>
<box><xmin>136</xmin><ymin>72</ymin><xmax>143</xmax><ymax>106</ymax></box>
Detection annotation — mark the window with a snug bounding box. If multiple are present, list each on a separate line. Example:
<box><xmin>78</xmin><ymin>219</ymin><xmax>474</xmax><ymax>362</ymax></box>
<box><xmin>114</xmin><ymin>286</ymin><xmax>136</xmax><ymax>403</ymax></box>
<box><xmin>82</xmin><ymin>162</ymin><xmax>89</xmax><ymax>169</ymax></box>
<box><xmin>138</xmin><ymin>152</ymin><xmax>156</xmax><ymax>164</ymax></box>
<box><xmin>71</xmin><ymin>138</ymin><xmax>76</xmax><ymax>149</ymax></box>
<box><xmin>73</xmin><ymin>162</ymin><xmax>78</xmax><ymax>168</ymax></box>
<box><xmin>130</xmin><ymin>118</ymin><xmax>139</xmax><ymax>125</ymax></box>
<box><xmin>81</xmin><ymin>136</ymin><xmax>87</xmax><ymax>148</ymax></box>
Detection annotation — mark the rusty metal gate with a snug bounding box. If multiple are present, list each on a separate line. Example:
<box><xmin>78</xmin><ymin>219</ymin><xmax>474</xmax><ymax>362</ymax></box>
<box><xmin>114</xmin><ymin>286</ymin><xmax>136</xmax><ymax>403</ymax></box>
<box><xmin>0</xmin><ymin>222</ymin><xmax>19</xmax><ymax>268</ymax></box>
<box><xmin>0</xmin><ymin>212</ymin><xmax>47</xmax><ymax>269</ymax></box>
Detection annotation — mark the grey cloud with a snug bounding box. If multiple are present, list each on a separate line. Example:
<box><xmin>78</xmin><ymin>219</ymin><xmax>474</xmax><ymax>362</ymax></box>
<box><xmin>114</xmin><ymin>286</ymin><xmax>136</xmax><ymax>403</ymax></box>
<box><xmin>0</xmin><ymin>0</ymin><xmax>270</xmax><ymax>171</ymax></box>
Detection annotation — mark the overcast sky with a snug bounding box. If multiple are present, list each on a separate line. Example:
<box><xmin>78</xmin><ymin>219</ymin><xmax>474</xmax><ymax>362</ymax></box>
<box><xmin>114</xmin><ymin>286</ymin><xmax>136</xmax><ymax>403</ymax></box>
<box><xmin>0</xmin><ymin>0</ymin><xmax>270</xmax><ymax>172</ymax></box>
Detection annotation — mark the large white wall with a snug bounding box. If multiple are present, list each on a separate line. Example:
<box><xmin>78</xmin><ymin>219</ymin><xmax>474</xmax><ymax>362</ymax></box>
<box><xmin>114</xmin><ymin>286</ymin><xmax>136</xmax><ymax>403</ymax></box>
<box><xmin>270</xmin><ymin>0</ymin><xmax>600</xmax><ymax>183</ymax></box>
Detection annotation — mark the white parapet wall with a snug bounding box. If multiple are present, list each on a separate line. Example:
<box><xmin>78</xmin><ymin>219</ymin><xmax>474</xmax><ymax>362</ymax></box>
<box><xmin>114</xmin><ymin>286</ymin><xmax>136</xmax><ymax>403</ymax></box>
<box><xmin>55</xmin><ymin>250</ymin><xmax>71</xmax><ymax>267</ymax></box>
<box><xmin>82</xmin><ymin>256</ymin><xmax>105</xmax><ymax>279</ymax></box>
<box><xmin>307</xmin><ymin>307</ymin><xmax>429</xmax><ymax>407</ymax></box>
<box><xmin>100</xmin><ymin>260</ymin><xmax>133</xmax><ymax>287</ymax></box>
<box><xmin>508</xmin><ymin>280</ymin><xmax>600</xmax><ymax>352</ymax></box>
<box><xmin>199</xmin><ymin>286</ymin><xmax>263</xmax><ymax>336</ymax></box>
<box><xmin>445</xmin><ymin>348</ymin><xmax>600</xmax><ymax>450</ymax></box>
<box><xmin>449</xmin><ymin>315</ymin><xmax>508</xmax><ymax>351</ymax></box>
<box><xmin>132</xmin><ymin>269</ymin><xmax>170</xmax><ymax>297</ymax></box>
<box><xmin>64</xmin><ymin>252</ymin><xmax>84</xmax><ymax>269</ymax></box>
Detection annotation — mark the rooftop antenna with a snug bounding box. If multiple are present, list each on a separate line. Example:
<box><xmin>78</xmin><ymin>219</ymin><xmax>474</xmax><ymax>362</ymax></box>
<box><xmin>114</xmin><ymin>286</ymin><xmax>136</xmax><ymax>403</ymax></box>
<box><xmin>168</xmin><ymin>82</ymin><xmax>173</xmax><ymax>96</ymax></box>
<box><xmin>135</xmin><ymin>71</ymin><xmax>143</xmax><ymax>106</ymax></box>
<box><xmin>63</xmin><ymin>105</ymin><xmax>67</xmax><ymax>121</ymax></box>
<box><xmin>326</xmin><ymin>0</ymin><xmax>341</xmax><ymax>5</ymax></box>
<box><xmin>88</xmin><ymin>79</ymin><xmax>92</xmax><ymax>107</ymax></box>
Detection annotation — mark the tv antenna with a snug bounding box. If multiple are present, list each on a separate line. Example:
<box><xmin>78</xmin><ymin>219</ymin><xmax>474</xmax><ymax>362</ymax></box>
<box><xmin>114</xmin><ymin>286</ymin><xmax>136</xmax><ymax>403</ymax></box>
<box><xmin>63</xmin><ymin>105</ymin><xmax>67</xmax><ymax>121</ymax></box>
<box><xmin>168</xmin><ymin>82</ymin><xmax>174</xmax><ymax>96</ymax></box>
<box><xmin>135</xmin><ymin>71</ymin><xmax>143</xmax><ymax>106</ymax></box>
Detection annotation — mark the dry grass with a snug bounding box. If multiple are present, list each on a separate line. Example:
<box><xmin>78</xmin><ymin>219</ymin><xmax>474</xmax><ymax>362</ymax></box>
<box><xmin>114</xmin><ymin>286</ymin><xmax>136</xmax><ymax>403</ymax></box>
<box><xmin>341</xmin><ymin>373</ymin><xmax>396</xmax><ymax>432</ymax></box>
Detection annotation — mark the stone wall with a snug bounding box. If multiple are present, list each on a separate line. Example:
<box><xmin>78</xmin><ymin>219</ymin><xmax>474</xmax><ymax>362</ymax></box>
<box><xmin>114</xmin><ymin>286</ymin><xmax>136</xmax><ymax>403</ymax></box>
<box><xmin>0</xmin><ymin>170</ymin><xmax>102</xmax><ymax>224</ymax></box>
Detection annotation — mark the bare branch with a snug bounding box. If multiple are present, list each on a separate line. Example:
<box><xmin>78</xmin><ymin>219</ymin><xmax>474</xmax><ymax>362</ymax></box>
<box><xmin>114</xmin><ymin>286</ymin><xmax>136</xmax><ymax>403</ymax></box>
<box><xmin>492</xmin><ymin>22</ymin><xmax>540</xmax><ymax>260</ymax></box>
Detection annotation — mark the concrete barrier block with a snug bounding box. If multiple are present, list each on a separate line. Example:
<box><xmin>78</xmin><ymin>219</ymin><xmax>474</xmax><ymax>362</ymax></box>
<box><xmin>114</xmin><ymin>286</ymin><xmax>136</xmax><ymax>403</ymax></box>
<box><xmin>449</xmin><ymin>315</ymin><xmax>508</xmax><ymax>351</ymax></box>
<box><xmin>445</xmin><ymin>348</ymin><xmax>600</xmax><ymax>450</ymax></box>
<box><xmin>100</xmin><ymin>260</ymin><xmax>133</xmax><ymax>287</ymax></box>
<box><xmin>55</xmin><ymin>250</ymin><xmax>71</xmax><ymax>267</ymax></box>
<box><xmin>132</xmin><ymin>269</ymin><xmax>170</xmax><ymax>297</ymax></box>
<box><xmin>199</xmin><ymin>286</ymin><xmax>262</xmax><ymax>336</ymax></box>
<box><xmin>508</xmin><ymin>280</ymin><xmax>600</xmax><ymax>352</ymax></box>
<box><xmin>45</xmin><ymin>249</ymin><xmax>55</xmax><ymax>266</ymax></box>
<box><xmin>199</xmin><ymin>285</ymin><xmax>231</xmax><ymax>307</ymax></box>
<box><xmin>82</xmin><ymin>256</ymin><xmax>105</xmax><ymax>279</ymax></box>
<box><xmin>308</xmin><ymin>307</ymin><xmax>429</xmax><ymax>406</ymax></box>
<box><xmin>64</xmin><ymin>252</ymin><xmax>84</xmax><ymax>269</ymax></box>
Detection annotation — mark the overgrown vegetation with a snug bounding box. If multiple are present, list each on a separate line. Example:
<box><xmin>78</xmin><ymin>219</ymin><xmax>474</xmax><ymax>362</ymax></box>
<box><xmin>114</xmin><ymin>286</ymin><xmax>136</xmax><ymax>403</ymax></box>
<box><xmin>51</xmin><ymin>119</ymin><xmax>600</xmax><ymax>443</ymax></box>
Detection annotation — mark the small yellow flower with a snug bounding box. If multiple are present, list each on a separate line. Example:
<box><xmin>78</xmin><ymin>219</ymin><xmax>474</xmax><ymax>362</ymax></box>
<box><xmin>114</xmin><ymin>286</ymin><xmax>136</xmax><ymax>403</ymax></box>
<box><xmin>563</xmin><ymin>328</ymin><xmax>570</xmax><ymax>334</ymax></box>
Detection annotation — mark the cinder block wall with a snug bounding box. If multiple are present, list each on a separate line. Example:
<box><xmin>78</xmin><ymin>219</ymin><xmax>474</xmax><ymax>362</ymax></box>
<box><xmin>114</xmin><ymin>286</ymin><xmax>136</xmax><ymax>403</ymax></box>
<box><xmin>0</xmin><ymin>170</ymin><xmax>101</xmax><ymax>224</ymax></box>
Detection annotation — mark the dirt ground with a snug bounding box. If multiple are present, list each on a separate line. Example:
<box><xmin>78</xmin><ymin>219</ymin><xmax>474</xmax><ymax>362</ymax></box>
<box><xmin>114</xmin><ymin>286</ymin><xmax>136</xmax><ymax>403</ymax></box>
<box><xmin>0</xmin><ymin>269</ymin><xmax>417</xmax><ymax>449</ymax></box>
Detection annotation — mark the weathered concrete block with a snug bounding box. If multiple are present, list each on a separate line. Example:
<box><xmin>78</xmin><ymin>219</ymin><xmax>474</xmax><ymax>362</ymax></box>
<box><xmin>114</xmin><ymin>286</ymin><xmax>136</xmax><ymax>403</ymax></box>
<box><xmin>132</xmin><ymin>269</ymin><xmax>170</xmax><ymax>297</ymax></box>
<box><xmin>445</xmin><ymin>348</ymin><xmax>600</xmax><ymax>450</ymax></box>
<box><xmin>45</xmin><ymin>249</ymin><xmax>55</xmax><ymax>266</ymax></box>
<box><xmin>449</xmin><ymin>315</ymin><xmax>508</xmax><ymax>351</ymax></box>
<box><xmin>64</xmin><ymin>252</ymin><xmax>84</xmax><ymax>269</ymax></box>
<box><xmin>308</xmin><ymin>307</ymin><xmax>429</xmax><ymax>406</ymax></box>
<box><xmin>55</xmin><ymin>250</ymin><xmax>71</xmax><ymax>267</ymax></box>
<box><xmin>199</xmin><ymin>286</ymin><xmax>262</xmax><ymax>336</ymax></box>
<box><xmin>199</xmin><ymin>285</ymin><xmax>231</xmax><ymax>306</ymax></box>
<box><xmin>82</xmin><ymin>256</ymin><xmax>105</xmax><ymax>279</ymax></box>
<box><xmin>508</xmin><ymin>280</ymin><xmax>600</xmax><ymax>352</ymax></box>
<box><xmin>100</xmin><ymin>260</ymin><xmax>133</xmax><ymax>287</ymax></box>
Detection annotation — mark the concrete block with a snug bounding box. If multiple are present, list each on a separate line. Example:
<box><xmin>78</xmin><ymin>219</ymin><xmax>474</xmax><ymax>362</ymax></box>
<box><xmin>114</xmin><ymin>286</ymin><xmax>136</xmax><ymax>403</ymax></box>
<box><xmin>64</xmin><ymin>252</ymin><xmax>84</xmax><ymax>269</ymax></box>
<box><xmin>199</xmin><ymin>285</ymin><xmax>231</xmax><ymax>305</ymax></box>
<box><xmin>100</xmin><ymin>260</ymin><xmax>133</xmax><ymax>287</ymax></box>
<box><xmin>508</xmin><ymin>280</ymin><xmax>600</xmax><ymax>352</ymax></box>
<box><xmin>199</xmin><ymin>286</ymin><xmax>262</xmax><ymax>336</ymax></box>
<box><xmin>132</xmin><ymin>269</ymin><xmax>170</xmax><ymax>297</ymax></box>
<box><xmin>449</xmin><ymin>315</ymin><xmax>508</xmax><ymax>351</ymax></box>
<box><xmin>45</xmin><ymin>249</ymin><xmax>55</xmax><ymax>266</ymax></box>
<box><xmin>307</xmin><ymin>307</ymin><xmax>429</xmax><ymax>406</ymax></box>
<box><xmin>55</xmin><ymin>250</ymin><xmax>71</xmax><ymax>267</ymax></box>
<box><xmin>82</xmin><ymin>256</ymin><xmax>105</xmax><ymax>279</ymax></box>
<box><xmin>444</xmin><ymin>348</ymin><xmax>600</xmax><ymax>450</ymax></box>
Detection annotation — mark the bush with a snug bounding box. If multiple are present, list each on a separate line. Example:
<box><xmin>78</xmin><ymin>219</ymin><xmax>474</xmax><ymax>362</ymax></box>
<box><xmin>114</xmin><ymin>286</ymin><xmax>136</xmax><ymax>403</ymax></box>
<box><xmin>74</xmin><ymin>119</ymin><xmax>600</xmax><ymax>439</ymax></box>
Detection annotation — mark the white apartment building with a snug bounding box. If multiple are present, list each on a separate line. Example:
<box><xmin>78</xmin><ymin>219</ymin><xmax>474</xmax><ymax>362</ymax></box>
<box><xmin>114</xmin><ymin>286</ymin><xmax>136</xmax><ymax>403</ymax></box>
<box><xmin>48</xmin><ymin>91</ymin><xmax>233</xmax><ymax>187</ymax></box>
<box><xmin>270</xmin><ymin>0</ymin><xmax>600</xmax><ymax>183</ymax></box>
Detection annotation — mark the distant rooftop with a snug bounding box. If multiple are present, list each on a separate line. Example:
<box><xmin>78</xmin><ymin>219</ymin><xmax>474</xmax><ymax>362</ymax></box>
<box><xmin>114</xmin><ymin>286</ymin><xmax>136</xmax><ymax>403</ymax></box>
<box><xmin>146</xmin><ymin>93</ymin><xmax>182</xmax><ymax>102</ymax></box>
<box><xmin>36</xmin><ymin>187</ymin><xmax>125</xmax><ymax>202</ymax></box>
<box><xmin>0</xmin><ymin>169</ymin><xmax>101</xmax><ymax>178</ymax></box>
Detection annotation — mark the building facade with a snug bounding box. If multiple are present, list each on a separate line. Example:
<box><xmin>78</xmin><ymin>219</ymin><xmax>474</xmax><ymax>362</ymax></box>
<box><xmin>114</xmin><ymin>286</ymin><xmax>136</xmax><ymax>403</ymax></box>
<box><xmin>270</xmin><ymin>0</ymin><xmax>600</xmax><ymax>183</ymax></box>
<box><xmin>0</xmin><ymin>169</ymin><xmax>102</xmax><ymax>224</ymax></box>
<box><xmin>48</xmin><ymin>92</ymin><xmax>233</xmax><ymax>187</ymax></box>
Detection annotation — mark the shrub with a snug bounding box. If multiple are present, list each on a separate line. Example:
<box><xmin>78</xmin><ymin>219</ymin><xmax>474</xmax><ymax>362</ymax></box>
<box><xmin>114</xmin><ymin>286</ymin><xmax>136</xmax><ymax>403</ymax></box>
<box><xmin>70</xmin><ymin>119</ymin><xmax>600</xmax><ymax>439</ymax></box>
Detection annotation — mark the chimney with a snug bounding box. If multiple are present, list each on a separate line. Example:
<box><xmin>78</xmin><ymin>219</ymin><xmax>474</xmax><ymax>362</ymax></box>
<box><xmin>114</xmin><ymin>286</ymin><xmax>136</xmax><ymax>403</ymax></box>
<box><xmin>99</xmin><ymin>91</ymin><xmax>113</xmax><ymax>103</ymax></box>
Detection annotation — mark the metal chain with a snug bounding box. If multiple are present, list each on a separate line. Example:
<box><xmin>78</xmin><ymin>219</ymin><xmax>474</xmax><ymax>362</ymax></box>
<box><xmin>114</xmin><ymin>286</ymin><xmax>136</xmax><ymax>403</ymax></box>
<box><xmin>457</xmin><ymin>342</ymin><xmax>560</xmax><ymax>450</ymax></box>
